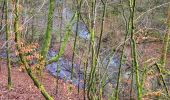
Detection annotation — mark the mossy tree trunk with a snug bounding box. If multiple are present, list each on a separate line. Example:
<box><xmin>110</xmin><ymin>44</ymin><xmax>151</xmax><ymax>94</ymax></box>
<box><xmin>87</xmin><ymin>0</ymin><xmax>98</xmax><ymax>99</ymax></box>
<box><xmin>46</xmin><ymin>12</ymin><xmax>77</xmax><ymax>65</ymax></box>
<box><xmin>128</xmin><ymin>0</ymin><xmax>142</xmax><ymax>100</ymax></box>
<box><xmin>14</xmin><ymin>0</ymin><xmax>53</xmax><ymax>100</ymax></box>
<box><xmin>160</xmin><ymin>6</ymin><xmax>170</xmax><ymax>68</ymax></box>
<box><xmin>71</xmin><ymin>0</ymin><xmax>82</xmax><ymax>80</ymax></box>
<box><xmin>115</xmin><ymin>0</ymin><xmax>129</xmax><ymax>99</ymax></box>
<box><xmin>41</xmin><ymin>0</ymin><xmax>55</xmax><ymax>59</ymax></box>
<box><xmin>97</xmin><ymin>0</ymin><xmax>107</xmax><ymax>99</ymax></box>
<box><xmin>157</xmin><ymin>6</ymin><xmax>170</xmax><ymax>98</ymax></box>
<box><xmin>5</xmin><ymin>0</ymin><xmax>12</xmax><ymax>90</ymax></box>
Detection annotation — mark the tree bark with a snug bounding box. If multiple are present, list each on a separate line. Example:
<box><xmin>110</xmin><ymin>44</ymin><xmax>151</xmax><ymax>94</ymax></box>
<box><xmin>128</xmin><ymin>0</ymin><xmax>142</xmax><ymax>100</ymax></box>
<box><xmin>41</xmin><ymin>0</ymin><xmax>55</xmax><ymax>59</ymax></box>
<box><xmin>5</xmin><ymin>0</ymin><xmax>12</xmax><ymax>90</ymax></box>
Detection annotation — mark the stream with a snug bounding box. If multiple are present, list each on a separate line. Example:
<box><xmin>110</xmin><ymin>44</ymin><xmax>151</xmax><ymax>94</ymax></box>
<box><xmin>45</xmin><ymin>6</ymin><xmax>123</xmax><ymax>88</ymax></box>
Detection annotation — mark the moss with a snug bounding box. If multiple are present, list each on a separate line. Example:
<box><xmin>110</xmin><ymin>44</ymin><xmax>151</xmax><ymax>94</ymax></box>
<box><xmin>41</xmin><ymin>0</ymin><xmax>55</xmax><ymax>59</ymax></box>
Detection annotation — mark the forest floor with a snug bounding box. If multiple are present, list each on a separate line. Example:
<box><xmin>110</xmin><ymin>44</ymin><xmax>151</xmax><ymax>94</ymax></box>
<box><xmin>0</xmin><ymin>61</ymin><xmax>84</xmax><ymax>100</ymax></box>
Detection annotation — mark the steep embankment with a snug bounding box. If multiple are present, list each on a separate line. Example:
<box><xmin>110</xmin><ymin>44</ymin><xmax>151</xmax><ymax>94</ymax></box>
<box><xmin>0</xmin><ymin>60</ymin><xmax>84</xmax><ymax>100</ymax></box>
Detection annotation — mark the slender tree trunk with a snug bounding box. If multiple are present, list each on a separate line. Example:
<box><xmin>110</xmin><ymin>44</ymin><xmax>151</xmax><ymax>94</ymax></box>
<box><xmin>56</xmin><ymin>0</ymin><xmax>63</xmax><ymax>42</ymax></box>
<box><xmin>5</xmin><ymin>0</ymin><xmax>12</xmax><ymax>90</ymax></box>
<box><xmin>155</xmin><ymin>63</ymin><xmax>170</xmax><ymax>97</ymax></box>
<box><xmin>115</xmin><ymin>0</ymin><xmax>129</xmax><ymax>99</ymax></box>
<box><xmin>31</xmin><ymin>16</ymin><xmax>35</xmax><ymax>41</ymax></box>
<box><xmin>97</xmin><ymin>1</ymin><xmax>107</xmax><ymax>99</ymax></box>
<box><xmin>46</xmin><ymin>12</ymin><xmax>77</xmax><ymax>65</ymax></box>
<box><xmin>96</xmin><ymin>0</ymin><xmax>106</xmax><ymax>58</ymax></box>
<box><xmin>55</xmin><ymin>1</ymin><xmax>64</xmax><ymax>94</ymax></box>
<box><xmin>41</xmin><ymin>0</ymin><xmax>55</xmax><ymax>59</ymax></box>
<box><xmin>128</xmin><ymin>0</ymin><xmax>142</xmax><ymax>100</ymax></box>
<box><xmin>160</xmin><ymin>6</ymin><xmax>170</xmax><ymax>68</ymax></box>
<box><xmin>87</xmin><ymin>0</ymin><xmax>97</xmax><ymax>99</ymax></box>
<box><xmin>157</xmin><ymin>6</ymin><xmax>170</xmax><ymax>98</ymax></box>
<box><xmin>71</xmin><ymin>0</ymin><xmax>82</xmax><ymax>80</ymax></box>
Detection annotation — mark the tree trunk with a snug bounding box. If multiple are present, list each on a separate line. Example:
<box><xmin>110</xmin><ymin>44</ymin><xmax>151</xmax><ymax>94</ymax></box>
<box><xmin>41</xmin><ymin>0</ymin><xmax>55</xmax><ymax>59</ymax></box>
<box><xmin>5</xmin><ymin>0</ymin><xmax>12</xmax><ymax>90</ymax></box>
<box><xmin>128</xmin><ymin>0</ymin><xmax>142</xmax><ymax>100</ymax></box>
<box><xmin>160</xmin><ymin>6</ymin><xmax>170</xmax><ymax>68</ymax></box>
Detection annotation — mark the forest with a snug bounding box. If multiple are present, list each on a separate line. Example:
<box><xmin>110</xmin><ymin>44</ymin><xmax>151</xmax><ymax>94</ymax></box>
<box><xmin>0</xmin><ymin>0</ymin><xmax>170</xmax><ymax>100</ymax></box>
